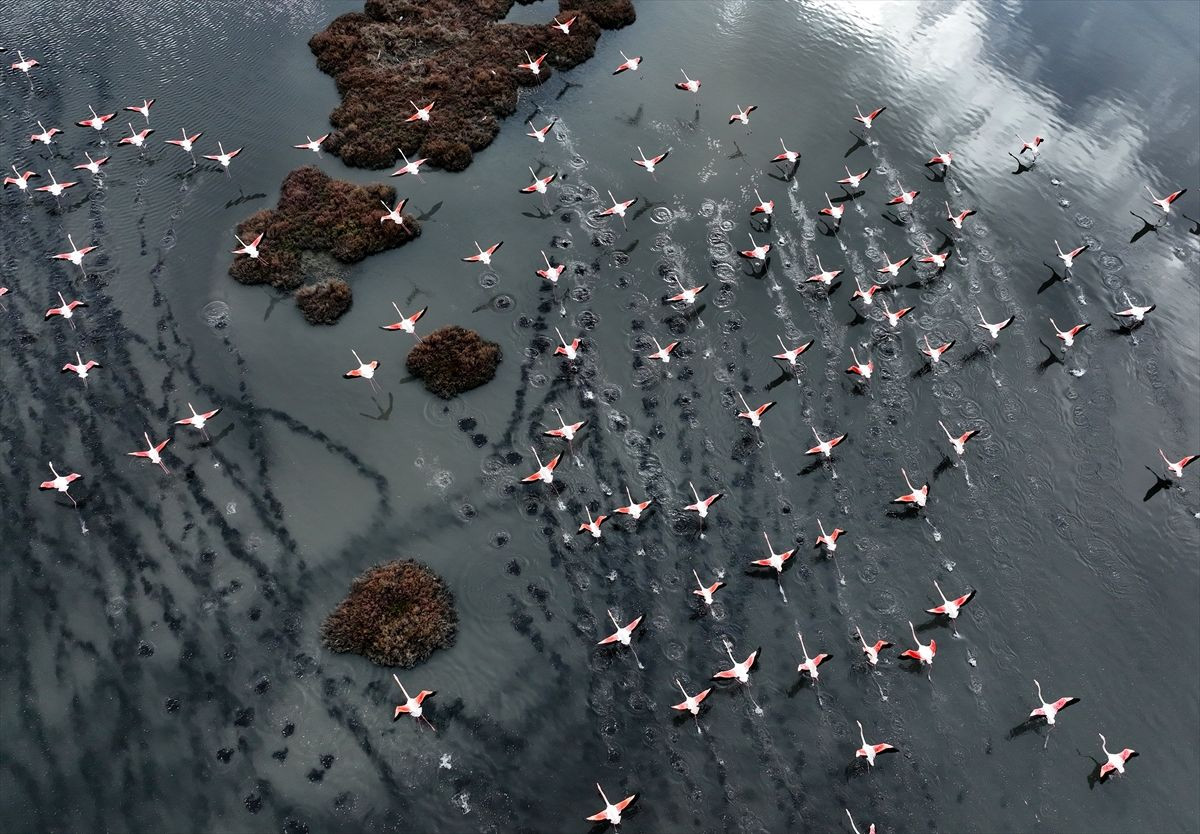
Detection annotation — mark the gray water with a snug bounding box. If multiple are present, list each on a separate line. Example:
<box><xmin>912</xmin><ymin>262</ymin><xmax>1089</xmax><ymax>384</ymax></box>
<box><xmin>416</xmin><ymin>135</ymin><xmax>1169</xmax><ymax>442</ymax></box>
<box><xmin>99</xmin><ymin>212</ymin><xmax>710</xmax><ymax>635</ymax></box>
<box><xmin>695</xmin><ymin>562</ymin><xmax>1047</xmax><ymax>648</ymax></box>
<box><xmin>1</xmin><ymin>1</ymin><xmax>1198</xmax><ymax>832</ymax></box>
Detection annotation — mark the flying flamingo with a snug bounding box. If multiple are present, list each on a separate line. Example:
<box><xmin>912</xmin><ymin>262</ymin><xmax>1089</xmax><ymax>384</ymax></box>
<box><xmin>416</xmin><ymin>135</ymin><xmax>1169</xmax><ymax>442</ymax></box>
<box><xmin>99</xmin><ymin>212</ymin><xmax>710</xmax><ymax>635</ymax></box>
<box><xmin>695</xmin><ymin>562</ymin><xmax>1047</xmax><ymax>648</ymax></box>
<box><xmin>751</xmin><ymin>189</ymin><xmax>774</xmax><ymax>217</ymax></box>
<box><xmin>738</xmin><ymin>233</ymin><xmax>771</xmax><ymax>261</ymax></box>
<box><xmin>35</xmin><ymin>170</ymin><xmax>77</xmax><ymax>197</ymax></box>
<box><xmin>1054</xmin><ymin>239</ymin><xmax>1089</xmax><ymax>270</ymax></box>
<box><xmin>39</xmin><ymin>462</ymin><xmax>82</xmax><ymax>506</ymax></box>
<box><xmin>877</xmin><ymin>251</ymin><xmax>912</xmax><ymax>277</ymax></box>
<box><xmin>293</xmin><ymin>133</ymin><xmax>329</xmax><ymax>153</ymax></box>
<box><xmin>736</xmin><ymin>393</ymin><xmax>775</xmax><ymax>428</ymax></box>
<box><xmin>521</xmin><ymin>447</ymin><xmax>561</xmax><ymax>484</ymax></box>
<box><xmin>614</xmin><ymin>487</ymin><xmax>652</xmax><ymax>520</ymax></box>
<box><xmin>925</xmin><ymin>146</ymin><xmax>954</xmax><ymax>168</ymax></box>
<box><xmin>10</xmin><ymin>51</ymin><xmax>39</xmax><ymax>75</ymax></box>
<box><xmin>632</xmin><ymin>146</ymin><xmax>669</xmax><ymax>174</ymax></box>
<box><xmin>1159</xmin><ymin>449</ymin><xmax>1198</xmax><ymax>479</ymax></box>
<box><xmin>166</xmin><ymin>129</ymin><xmax>202</xmax><ymax>156</ymax></box>
<box><xmin>536</xmin><ymin>251</ymin><xmax>565</xmax><ymax>285</ymax></box>
<box><xmin>73</xmin><ymin>152</ymin><xmax>110</xmax><ymax>175</ymax></box>
<box><xmin>807</xmin><ymin>255</ymin><xmax>842</xmax><ymax>287</ymax></box>
<box><xmin>1098</xmin><ymin>734</ymin><xmax>1138</xmax><ymax>782</ymax></box>
<box><xmin>202</xmin><ymin>141</ymin><xmax>242</xmax><ymax>170</ymax></box>
<box><xmin>774</xmin><ymin>336</ymin><xmax>813</xmax><ymax>368</ymax></box>
<box><xmin>645</xmin><ymin>335</ymin><xmax>678</xmax><ymax>364</ymax></box>
<box><xmin>728</xmin><ymin>104</ymin><xmax>757</xmax><ymax>125</ymax></box>
<box><xmin>4</xmin><ymin>166</ymin><xmax>37</xmax><ymax>191</ymax></box>
<box><xmin>919</xmin><ymin>334</ymin><xmax>955</xmax><ymax>365</ymax></box>
<box><xmin>692</xmin><ymin>570</ymin><xmax>724</xmax><ymax>607</ymax></box>
<box><xmin>945</xmin><ymin>201</ymin><xmax>977</xmax><ymax>230</ymax></box>
<box><xmin>851</xmin><ymin>277</ymin><xmax>885</xmax><ymax>306</ymax></box>
<box><xmin>76</xmin><ymin>105</ymin><xmax>115</xmax><ymax>131</ymax></box>
<box><xmin>1015</xmin><ymin>134</ymin><xmax>1044</xmax><ymax>156</ymax></box>
<box><xmin>553</xmin><ymin>327</ymin><xmax>580</xmax><ymax>359</ymax></box>
<box><xmin>899</xmin><ymin>621</ymin><xmax>936</xmax><ymax>673</ymax></box>
<box><xmin>846</xmin><ymin>809</ymin><xmax>876</xmax><ymax>834</ymax></box>
<box><xmin>520</xmin><ymin>166</ymin><xmax>556</xmax><ymax>194</ymax></box>
<box><xmin>232</xmin><ymin>232</ymin><xmax>263</xmax><ymax>259</ymax></box>
<box><xmin>671</xmin><ymin>679</ymin><xmax>712</xmax><ymax>730</ymax></box>
<box><xmin>44</xmin><ymin>291</ymin><xmax>86</xmax><ymax>326</ymax></box>
<box><xmin>771</xmin><ymin>138</ymin><xmax>800</xmax><ymax>164</ymax></box>
<box><xmin>881</xmin><ymin>299</ymin><xmax>914</xmax><ymax>329</ymax></box>
<box><xmin>601</xmin><ymin>190</ymin><xmax>636</xmax><ymax>222</ymax></box>
<box><xmin>919</xmin><ymin>243</ymin><xmax>949</xmax><ymax>270</ymax></box>
<box><xmin>892</xmin><ymin>468</ymin><xmax>928</xmax><ymax>508</ymax></box>
<box><xmin>128</xmin><ymin>432</ymin><xmax>170</xmax><ymax>474</ymax></box>
<box><xmin>1050</xmin><ymin>318</ymin><xmax>1090</xmax><ymax>350</ymax></box>
<box><xmin>118</xmin><ymin>122</ymin><xmax>153</xmax><ymax>148</ymax></box>
<box><xmin>578</xmin><ymin>506</ymin><xmax>609</xmax><ymax>540</ymax></box>
<box><xmin>405</xmin><ymin>100</ymin><xmax>435</xmax><ymax>122</ymax></box>
<box><xmin>855</xmin><ymin>627</ymin><xmax>892</xmax><ymax>667</ymax></box>
<box><xmin>1145</xmin><ymin>186</ymin><xmax>1186</xmax><ymax>216</ymax></box>
<box><xmin>665</xmin><ymin>277</ymin><xmax>706</xmax><ymax>306</ymax></box>
<box><xmin>551</xmin><ymin>15</ymin><xmax>576</xmax><ymax>34</ymax></box>
<box><xmin>683</xmin><ymin>482</ymin><xmax>722</xmax><ymax>520</ymax></box>
<box><xmin>938</xmin><ymin>421</ymin><xmax>979</xmax><ymax>457</ymax></box>
<box><xmin>175</xmin><ymin>403</ymin><xmax>222</xmax><ymax>440</ymax></box>
<box><xmin>819</xmin><ymin>192</ymin><xmax>844</xmax><ymax>222</ymax></box>
<box><xmin>462</xmin><ymin>240</ymin><xmax>503</xmax><ymax>265</ymax></box>
<box><xmin>814</xmin><ymin>520</ymin><xmax>845</xmax><ymax>555</ymax></box>
<box><xmin>795</xmin><ymin>632</ymin><xmax>833</xmax><ymax>683</ymax></box>
<box><xmin>838</xmin><ymin>166</ymin><xmax>871</xmax><ymax>188</ymax></box>
<box><xmin>526</xmin><ymin>119</ymin><xmax>556</xmax><ymax>142</ymax></box>
<box><xmin>379</xmin><ymin>303</ymin><xmax>426</xmax><ymax>338</ymax></box>
<box><xmin>585</xmin><ymin>784</ymin><xmax>637</xmax><ymax>827</ymax></box>
<box><xmin>1111</xmin><ymin>292</ymin><xmax>1155</xmax><ymax>325</ymax></box>
<box><xmin>30</xmin><ymin>121</ymin><xmax>61</xmax><ymax>145</ymax></box>
<box><xmin>854</xmin><ymin>720</ymin><xmax>897</xmax><ymax>767</ymax></box>
<box><xmin>517</xmin><ymin>50</ymin><xmax>547</xmax><ymax>76</ymax></box>
<box><xmin>390</xmin><ymin>148</ymin><xmax>428</xmax><ymax>177</ymax></box>
<box><xmin>543</xmin><ymin>408</ymin><xmax>585</xmax><ymax>442</ymax></box>
<box><xmin>751</xmin><ymin>531</ymin><xmax>794</xmax><ymax>599</ymax></box>
<box><xmin>61</xmin><ymin>351</ymin><xmax>100</xmax><ymax>383</ymax></box>
<box><xmin>125</xmin><ymin>98</ymin><xmax>155</xmax><ymax>123</ymax></box>
<box><xmin>1028</xmin><ymin>679</ymin><xmax>1079</xmax><ymax>727</ymax></box>
<box><xmin>712</xmin><ymin>643</ymin><xmax>759</xmax><ymax>684</ymax></box>
<box><xmin>675</xmin><ymin>69</ymin><xmax>701</xmax><ymax>92</ymax></box>
<box><xmin>597</xmin><ymin>609</ymin><xmax>644</xmax><ymax>668</ymax></box>
<box><xmin>846</xmin><ymin>348</ymin><xmax>873</xmax><ymax>380</ymax></box>
<box><xmin>343</xmin><ymin>349</ymin><xmax>381</xmax><ymax>390</ymax></box>
<box><xmin>853</xmin><ymin>105</ymin><xmax>886</xmax><ymax>129</ymax></box>
<box><xmin>380</xmin><ymin>198</ymin><xmax>408</xmax><ymax>226</ymax></box>
<box><xmin>925</xmin><ymin>581</ymin><xmax>976</xmax><ymax>626</ymax></box>
<box><xmin>886</xmin><ymin>182</ymin><xmax>919</xmax><ymax>208</ymax></box>
<box><xmin>977</xmin><ymin>307</ymin><xmax>1014</xmax><ymax>340</ymax></box>
<box><xmin>806</xmin><ymin>427</ymin><xmax>847</xmax><ymax>459</ymax></box>
<box><xmin>392</xmin><ymin>675</ymin><xmax>436</xmax><ymax>730</ymax></box>
<box><xmin>612</xmin><ymin>51</ymin><xmax>642</xmax><ymax>74</ymax></box>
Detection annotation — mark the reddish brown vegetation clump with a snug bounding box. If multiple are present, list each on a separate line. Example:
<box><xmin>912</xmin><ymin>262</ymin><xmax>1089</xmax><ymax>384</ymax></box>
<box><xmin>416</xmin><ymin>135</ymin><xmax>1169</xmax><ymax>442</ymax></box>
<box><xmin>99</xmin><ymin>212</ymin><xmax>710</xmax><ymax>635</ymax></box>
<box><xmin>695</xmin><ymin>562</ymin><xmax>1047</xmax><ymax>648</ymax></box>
<box><xmin>228</xmin><ymin>165</ymin><xmax>418</xmax><ymax>323</ymax></box>
<box><xmin>308</xmin><ymin>0</ymin><xmax>636</xmax><ymax>170</ymax></box>
<box><xmin>295</xmin><ymin>278</ymin><xmax>353</xmax><ymax>325</ymax></box>
<box><xmin>407</xmin><ymin>325</ymin><xmax>502</xmax><ymax>399</ymax></box>
<box><xmin>321</xmin><ymin>559</ymin><xmax>458</xmax><ymax>668</ymax></box>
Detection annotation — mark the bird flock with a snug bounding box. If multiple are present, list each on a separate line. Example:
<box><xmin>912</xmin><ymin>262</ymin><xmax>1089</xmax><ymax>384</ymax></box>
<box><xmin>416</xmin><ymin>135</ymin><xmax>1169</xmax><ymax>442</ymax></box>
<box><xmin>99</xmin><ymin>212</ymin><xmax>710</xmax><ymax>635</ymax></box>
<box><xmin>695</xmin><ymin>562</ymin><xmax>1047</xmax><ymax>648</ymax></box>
<box><xmin>6</xmin><ymin>17</ymin><xmax>1196</xmax><ymax>832</ymax></box>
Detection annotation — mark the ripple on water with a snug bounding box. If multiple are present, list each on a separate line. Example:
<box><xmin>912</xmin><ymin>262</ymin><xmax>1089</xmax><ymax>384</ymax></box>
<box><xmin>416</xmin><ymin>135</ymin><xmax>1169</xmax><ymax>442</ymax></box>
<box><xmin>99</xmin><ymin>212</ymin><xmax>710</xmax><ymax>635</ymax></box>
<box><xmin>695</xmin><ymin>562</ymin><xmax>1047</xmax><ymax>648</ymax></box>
<box><xmin>424</xmin><ymin>396</ymin><xmax>465</xmax><ymax>427</ymax></box>
<box><xmin>202</xmin><ymin>300</ymin><xmax>230</xmax><ymax>329</ymax></box>
<box><xmin>1074</xmin><ymin>213</ymin><xmax>1094</xmax><ymax>229</ymax></box>
<box><xmin>478</xmin><ymin>271</ymin><xmax>499</xmax><ymax>290</ymax></box>
<box><xmin>650</xmin><ymin>205</ymin><xmax>674</xmax><ymax>224</ymax></box>
<box><xmin>698</xmin><ymin>199</ymin><xmax>716</xmax><ymax>218</ymax></box>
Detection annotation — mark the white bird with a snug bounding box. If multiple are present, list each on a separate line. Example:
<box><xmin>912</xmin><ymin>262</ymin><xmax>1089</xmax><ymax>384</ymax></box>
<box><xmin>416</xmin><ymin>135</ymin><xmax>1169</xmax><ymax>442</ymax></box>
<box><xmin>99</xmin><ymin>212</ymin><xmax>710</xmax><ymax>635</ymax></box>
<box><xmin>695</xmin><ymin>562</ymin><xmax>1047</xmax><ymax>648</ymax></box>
<box><xmin>1028</xmin><ymin>680</ymin><xmax>1079</xmax><ymax>726</ymax></box>
<box><xmin>293</xmin><ymin>133</ymin><xmax>329</xmax><ymax>153</ymax></box>
<box><xmin>232</xmin><ymin>232</ymin><xmax>263</xmax><ymax>259</ymax></box>
<box><xmin>39</xmin><ymin>462</ymin><xmax>82</xmax><ymax>506</ymax></box>
<box><xmin>585</xmin><ymin>784</ymin><xmax>637</xmax><ymax>826</ymax></box>
<box><xmin>127</xmin><ymin>432</ymin><xmax>170</xmax><ymax>474</ymax></box>
<box><xmin>1098</xmin><ymin>733</ymin><xmax>1138</xmax><ymax>781</ymax></box>
<box><xmin>61</xmin><ymin>351</ymin><xmax>101</xmax><ymax>382</ymax></box>
<box><xmin>202</xmin><ymin>141</ymin><xmax>242</xmax><ymax>169</ymax></box>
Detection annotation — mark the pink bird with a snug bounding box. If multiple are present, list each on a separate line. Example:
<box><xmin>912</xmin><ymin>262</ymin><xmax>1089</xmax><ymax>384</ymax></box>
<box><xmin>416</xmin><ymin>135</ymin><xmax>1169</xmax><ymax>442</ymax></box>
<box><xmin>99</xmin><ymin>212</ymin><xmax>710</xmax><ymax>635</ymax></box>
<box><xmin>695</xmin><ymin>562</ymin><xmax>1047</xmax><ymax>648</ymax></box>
<box><xmin>128</xmin><ymin>432</ymin><xmax>170</xmax><ymax>474</ymax></box>
<box><xmin>125</xmin><ymin>98</ymin><xmax>155</xmax><ymax>123</ymax></box>
<box><xmin>39</xmin><ymin>462</ymin><xmax>82</xmax><ymax>506</ymax></box>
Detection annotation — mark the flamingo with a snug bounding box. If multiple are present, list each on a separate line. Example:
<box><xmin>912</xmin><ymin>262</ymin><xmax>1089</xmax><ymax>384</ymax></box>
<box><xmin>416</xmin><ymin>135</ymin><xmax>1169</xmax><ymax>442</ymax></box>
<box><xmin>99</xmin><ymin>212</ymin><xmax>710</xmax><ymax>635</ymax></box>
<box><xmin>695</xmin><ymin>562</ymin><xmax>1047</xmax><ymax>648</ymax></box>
<box><xmin>379</xmin><ymin>303</ymin><xmax>426</xmax><ymax>338</ymax></box>
<box><xmin>945</xmin><ymin>201</ymin><xmax>977</xmax><ymax>230</ymax></box>
<box><xmin>1111</xmin><ymin>292</ymin><xmax>1155</xmax><ymax>325</ymax></box>
<box><xmin>774</xmin><ymin>336</ymin><xmax>814</xmax><ymax>368</ymax></box>
<box><xmin>127</xmin><ymin>432</ymin><xmax>170</xmax><ymax>474</ymax></box>
<box><xmin>612</xmin><ymin>51</ymin><xmax>642</xmax><ymax>75</ymax></box>
<box><xmin>30</xmin><ymin>121</ymin><xmax>61</xmax><ymax>145</ymax></box>
<box><xmin>683</xmin><ymin>482</ymin><xmax>722</xmax><ymax>519</ymax></box>
<box><xmin>671</xmin><ymin>679</ymin><xmax>712</xmax><ymax>717</ymax></box>
<box><xmin>517</xmin><ymin>50</ymin><xmax>547</xmax><ymax>76</ymax></box>
<box><xmin>851</xmin><ymin>277</ymin><xmax>885</xmax><ymax>306</ymax></box>
<box><xmin>1015</xmin><ymin>134</ymin><xmax>1044</xmax><ymax>156</ymax></box>
<box><xmin>578</xmin><ymin>506</ymin><xmax>609</xmax><ymax>539</ymax></box>
<box><xmin>1029</xmin><ymin>680</ymin><xmax>1079</xmax><ymax>726</ymax></box>
<box><xmin>728</xmin><ymin>104</ymin><xmax>757</xmax><ymax>125</ymax></box>
<box><xmin>751</xmin><ymin>188</ymin><xmax>774</xmax><ymax>217</ymax></box>
<box><xmin>886</xmin><ymin>182</ymin><xmax>919</xmax><ymax>207</ymax></box>
<box><xmin>1098</xmin><ymin>734</ymin><xmax>1138</xmax><ymax>781</ymax></box>
<box><xmin>712</xmin><ymin>644</ymin><xmax>759</xmax><ymax>684</ymax></box>
<box><xmin>899</xmin><ymin>621</ymin><xmax>936</xmax><ymax>669</ymax></box>
<box><xmin>380</xmin><ymin>197</ymin><xmax>408</xmax><ymax>226</ymax></box>
<box><xmin>877</xmin><ymin>252</ymin><xmax>912</xmax><ymax>277</ymax></box>
<box><xmin>521</xmin><ymin>447</ymin><xmax>561</xmax><ymax>484</ymax></box>
<box><xmin>392</xmin><ymin>675</ymin><xmax>436</xmax><ymax>729</ymax></box>
<box><xmin>614</xmin><ymin>487</ymin><xmax>652</xmax><ymax>520</ymax></box>
<box><xmin>738</xmin><ymin>233</ymin><xmax>771</xmax><ymax>261</ymax></box>
<box><xmin>597</xmin><ymin>610</ymin><xmax>644</xmax><ymax>667</ymax></box>
<box><xmin>977</xmin><ymin>307</ymin><xmax>1014</xmax><ymax>340</ymax></box>
<box><xmin>521</xmin><ymin>166</ymin><xmax>556</xmax><ymax>194</ymax></box>
<box><xmin>118</xmin><ymin>122</ymin><xmax>154</xmax><ymax>147</ymax></box>
<box><xmin>4</xmin><ymin>166</ymin><xmax>37</xmax><ymax>191</ymax></box>
<box><xmin>1054</xmin><ymin>239</ymin><xmax>1089</xmax><ymax>270</ymax></box>
<box><xmin>853</xmin><ymin>105</ymin><xmax>886</xmax><ymax>129</ymax></box>
<box><xmin>892</xmin><ymin>468</ymin><xmax>928</xmax><ymax>508</ymax></box>
<box><xmin>1050</xmin><ymin>318</ymin><xmax>1090</xmax><ymax>349</ymax></box>
<box><xmin>10</xmin><ymin>51</ymin><xmax>39</xmax><ymax>75</ymax></box>
<box><xmin>551</xmin><ymin>15</ymin><xmax>576</xmax><ymax>34</ymax></box>
<box><xmin>796</xmin><ymin>632</ymin><xmax>833</xmax><ymax>682</ymax></box>
<box><xmin>537</xmin><ymin>251</ymin><xmax>565</xmax><ymax>284</ymax></box>
<box><xmin>632</xmin><ymin>146</ymin><xmax>669</xmax><ymax>174</ymax></box>
<box><xmin>462</xmin><ymin>240</ymin><xmax>503</xmax><ymax>265</ymax></box>
<box><xmin>854</xmin><ymin>720</ymin><xmax>897</xmax><ymax>766</ymax></box>
<box><xmin>202</xmin><ymin>141</ymin><xmax>242</xmax><ymax>169</ymax></box>
<box><xmin>675</xmin><ymin>69</ymin><xmax>701</xmax><ymax>92</ymax></box>
<box><xmin>526</xmin><ymin>119</ymin><xmax>556</xmax><ymax>142</ymax></box>
<box><xmin>855</xmin><ymin>627</ymin><xmax>892</xmax><ymax>667</ymax></box>
<box><xmin>405</xmin><ymin>100</ymin><xmax>435</xmax><ymax>122</ymax></box>
<box><xmin>73</xmin><ymin>152</ymin><xmax>110</xmax><ymax>175</ymax></box>
<box><xmin>61</xmin><ymin>351</ymin><xmax>101</xmax><ymax>382</ymax></box>
<box><xmin>1145</xmin><ymin>186</ymin><xmax>1186</xmax><ymax>215</ymax></box>
<box><xmin>76</xmin><ymin>105</ymin><xmax>115</xmax><ymax>131</ymax></box>
<box><xmin>938</xmin><ymin>421</ymin><xmax>979</xmax><ymax>457</ymax></box>
<box><xmin>543</xmin><ymin>408</ymin><xmax>586</xmax><ymax>441</ymax></box>
<box><xmin>819</xmin><ymin>192</ymin><xmax>844</xmax><ymax>222</ymax></box>
<box><xmin>585</xmin><ymin>784</ymin><xmax>637</xmax><ymax>826</ymax></box>
<box><xmin>806</xmin><ymin>427</ymin><xmax>847</xmax><ymax>458</ymax></box>
<box><xmin>553</xmin><ymin>327</ymin><xmax>580</xmax><ymax>359</ymax></box>
<box><xmin>665</xmin><ymin>278</ymin><xmax>706</xmax><ymax>305</ymax></box>
<box><xmin>926</xmin><ymin>146</ymin><xmax>954</xmax><ymax>168</ymax></box>
<box><xmin>125</xmin><ymin>98</ymin><xmax>155</xmax><ymax>123</ymax></box>
<box><xmin>814</xmin><ymin>520</ymin><xmax>845</xmax><ymax>555</ymax></box>
<box><xmin>920</xmin><ymin>335</ymin><xmax>955</xmax><ymax>365</ymax></box>
<box><xmin>925</xmin><ymin>580</ymin><xmax>976</xmax><ymax>620</ymax></box>
<box><xmin>175</xmin><ymin>403</ymin><xmax>222</xmax><ymax>440</ymax></box>
<box><xmin>838</xmin><ymin>166</ymin><xmax>871</xmax><ymax>188</ymax></box>
<box><xmin>645</xmin><ymin>336</ymin><xmax>678</xmax><ymax>364</ymax></box>
<box><xmin>44</xmin><ymin>291</ymin><xmax>86</xmax><ymax>325</ymax></box>
<box><xmin>846</xmin><ymin>348</ymin><xmax>873</xmax><ymax>380</ymax></box>
<box><xmin>750</xmin><ymin>531</ymin><xmax>795</xmax><ymax>589</ymax></box>
<box><xmin>343</xmin><ymin>349</ymin><xmax>380</xmax><ymax>389</ymax></box>
<box><xmin>601</xmin><ymin>190</ymin><xmax>636</xmax><ymax>219</ymax></box>
<box><xmin>293</xmin><ymin>133</ymin><xmax>329</xmax><ymax>153</ymax></box>
<box><xmin>881</xmin><ymin>300</ymin><xmax>914</xmax><ymax>329</ymax></box>
<box><xmin>232</xmin><ymin>232</ymin><xmax>263</xmax><ymax>259</ymax></box>
<box><xmin>50</xmin><ymin>231</ymin><xmax>97</xmax><ymax>271</ymax></box>
<box><xmin>846</xmin><ymin>809</ymin><xmax>876</xmax><ymax>834</ymax></box>
<box><xmin>691</xmin><ymin>570</ymin><xmax>724</xmax><ymax>606</ymax></box>
<box><xmin>807</xmin><ymin>255</ymin><xmax>842</xmax><ymax>286</ymax></box>
<box><xmin>166</xmin><ymin>129</ymin><xmax>202</xmax><ymax>154</ymax></box>
<box><xmin>919</xmin><ymin>243</ymin><xmax>949</xmax><ymax>269</ymax></box>
<box><xmin>1159</xmin><ymin>450</ymin><xmax>1198</xmax><ymax>479</ymax></box>
<box><xmin>771</xmin><ymin>138</ymin><xmax>800</xmax><ymax>164</ymax></box>
<box><xmin>35</xmin><ymin>170</ymin><xmax>77</xmax><ymax>197</ymax></box>
<box><xmin>736</xmin><ymin>393</ymin><xmax>775</xmax><ymax>428</ymax></box>
<box><xmin>390</xmin><ymin>148</ymin><xmax>428</xmax><ymax>177</ymax></box>
<box><xmin>39</xmin><ymin>462</ymin><xmax>82</xmax><ymax>506</ymax></box>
